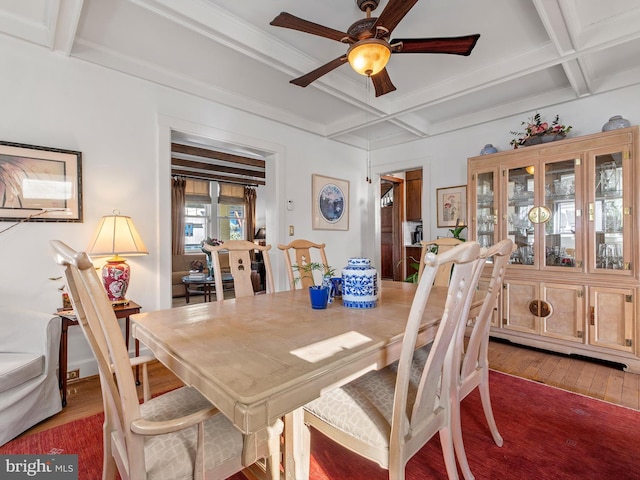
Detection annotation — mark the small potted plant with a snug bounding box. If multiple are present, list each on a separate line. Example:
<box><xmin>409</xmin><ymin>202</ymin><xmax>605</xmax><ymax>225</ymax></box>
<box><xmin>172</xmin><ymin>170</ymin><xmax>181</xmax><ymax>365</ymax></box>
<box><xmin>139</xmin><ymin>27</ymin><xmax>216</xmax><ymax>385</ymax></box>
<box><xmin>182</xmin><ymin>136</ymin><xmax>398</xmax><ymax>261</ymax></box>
<box><xmin>293</xmin><ymin>262</ymin><xmax>335</xmax><ymax>309</ymax></box>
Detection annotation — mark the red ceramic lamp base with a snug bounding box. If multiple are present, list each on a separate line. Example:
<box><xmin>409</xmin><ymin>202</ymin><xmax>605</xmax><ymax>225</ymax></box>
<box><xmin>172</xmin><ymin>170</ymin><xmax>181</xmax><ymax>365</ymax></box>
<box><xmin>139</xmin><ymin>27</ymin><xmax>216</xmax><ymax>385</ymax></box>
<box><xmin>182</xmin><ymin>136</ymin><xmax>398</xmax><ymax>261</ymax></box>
<box><xmin>101</xmin><ymin>257</ymin><xmax>130</xmax><ymax>304</ymax></box>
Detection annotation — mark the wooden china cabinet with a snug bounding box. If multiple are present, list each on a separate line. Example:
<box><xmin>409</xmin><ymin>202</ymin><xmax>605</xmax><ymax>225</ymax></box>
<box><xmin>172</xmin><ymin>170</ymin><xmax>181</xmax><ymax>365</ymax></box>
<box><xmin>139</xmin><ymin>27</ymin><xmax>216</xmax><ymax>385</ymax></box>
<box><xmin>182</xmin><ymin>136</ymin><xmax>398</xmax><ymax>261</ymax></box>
<box><xmin>468</xmin><ymin>126</ymin><xmax>640</xmax><ymax>372</ymax></box>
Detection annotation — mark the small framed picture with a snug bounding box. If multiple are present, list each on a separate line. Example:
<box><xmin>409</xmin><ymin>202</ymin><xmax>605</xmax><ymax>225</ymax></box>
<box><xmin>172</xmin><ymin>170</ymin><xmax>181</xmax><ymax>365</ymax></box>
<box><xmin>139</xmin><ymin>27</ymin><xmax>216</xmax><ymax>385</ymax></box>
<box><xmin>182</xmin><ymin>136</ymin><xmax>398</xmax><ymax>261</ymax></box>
<box><xmin>312</xmin><ymin>174</ymin><xmax>349</xmax><ymax>230</ymax></box>
<box><xmin>436</xmin><ymin>185</ymin><xmax>466</xmax><ymax>228</ymax></box>
<box><xmin>0</xmin><ymin>141</ymin><xmax>83</xmax><ymax>222</ymax></box>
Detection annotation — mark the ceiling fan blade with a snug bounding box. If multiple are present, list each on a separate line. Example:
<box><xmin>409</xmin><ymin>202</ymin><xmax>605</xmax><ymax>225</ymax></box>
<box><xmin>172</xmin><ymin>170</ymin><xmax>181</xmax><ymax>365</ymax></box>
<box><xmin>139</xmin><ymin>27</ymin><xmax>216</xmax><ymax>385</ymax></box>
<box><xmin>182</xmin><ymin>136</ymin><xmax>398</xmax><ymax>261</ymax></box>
<box><xmin>290</xmin><ymin>56</ymin><xmax>348</xmax><ymax>87</ymax></box>
<box><xmin>373</xmin><ymin>0</ymin><xmax>418</xmax><ymax>35</ymax></box>
<box><xmin>391</xmin><ymin>34</ymin><xmax>481</xmax><ymax>55</ymax></box>
<box><xmin>270</xmin><ymin>12</ymin><xmax>354</xmax><ymax>43</ymax></box>
<box><xmin>371</xmin><ymin>68</ymin><xmax>397</xmax><ymax>97</ymax></box>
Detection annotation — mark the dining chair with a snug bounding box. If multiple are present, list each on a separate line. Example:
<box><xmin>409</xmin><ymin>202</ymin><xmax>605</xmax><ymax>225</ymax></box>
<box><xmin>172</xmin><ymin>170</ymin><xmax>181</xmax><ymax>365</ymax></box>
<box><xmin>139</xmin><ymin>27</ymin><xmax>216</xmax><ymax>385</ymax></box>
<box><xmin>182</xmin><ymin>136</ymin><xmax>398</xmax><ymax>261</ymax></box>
<box><xmin>304</xmin><ymin>241</ymin><xmax>483</xmax><ymax>480</ymax></box>
<box><xmin>277</xmin><ymin>239</ymin><xmax>330</xmax><ymax>290</ymax></box>
<box><xmin>203</xmin><ymin>240</ymin><xmax>275</xmax><ymax>301</ymax></box>
<box><xmin>412</xmin><ymin>238</ymin><xmax>513</xmax><ymax>480</ymax></box>
<box><xmin>51</xmin><ymin>240</ymin><xmax>283</xmax><ymax>480</ymax></box>
<box><xmin>418</xmin><ymin>237</ymin><xmax>464</xmax><ymax>285</ymax></box>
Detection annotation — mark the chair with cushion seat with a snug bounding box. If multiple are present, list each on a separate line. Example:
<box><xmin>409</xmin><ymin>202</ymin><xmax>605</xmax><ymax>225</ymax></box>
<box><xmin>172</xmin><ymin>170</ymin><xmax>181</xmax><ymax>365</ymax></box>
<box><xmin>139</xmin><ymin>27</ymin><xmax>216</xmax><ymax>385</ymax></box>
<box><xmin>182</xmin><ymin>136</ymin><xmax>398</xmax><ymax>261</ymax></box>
<box><xmin>418</xmin><ymin>237</ymin><xmax>464</xmax><ymax>285</ymax></box>
<box><xmin>278</xmin><ymin>239</ymin><xmax>330</xmax><ymax>290</ymax></box>
<box><xmin>203</xmin><ymin>240</ymin><xmax>275</xmax><ymax>302</ymax></box>
<box><xmin>51</xmin><ymin>240</ymin><xmax>283</xmax><ymax>480</ymax></box>
<box><xmin>0</xmin><ymin>306</ymin><xmax>62</xmax><ymax>446</ymax></box>
<box><xmin>412</xmin><ymin>238</ymin><xmax>513</xmax><ymax>480</ymax></box>
<box><xmin>451</xmin><ymin>238</ymin><xmax>513</xmax><ymax>479</ymax></box>
<box><xmin>303</xmin><ymin>241</ymin><xmax>483</xmax><ymax>480</ymax></box>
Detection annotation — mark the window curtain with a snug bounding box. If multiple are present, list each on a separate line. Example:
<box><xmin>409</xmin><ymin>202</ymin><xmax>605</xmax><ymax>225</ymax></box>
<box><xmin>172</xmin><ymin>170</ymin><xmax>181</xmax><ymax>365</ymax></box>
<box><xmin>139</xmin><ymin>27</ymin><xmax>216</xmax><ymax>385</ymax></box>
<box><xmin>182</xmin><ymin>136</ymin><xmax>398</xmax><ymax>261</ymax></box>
<box><xmin>171</xmin><ymin>176</ymin><xmax>186</xmax><ymax>255</ymax></box>
<box><xmin>218</xmin><ymin>183</ymin><xmax>245</xmax><ymax>205</ymax></box>
<box><xmin>245</xmin><ymin>187</ymin><xmax>257</xmax><ymax>243</ymax></box>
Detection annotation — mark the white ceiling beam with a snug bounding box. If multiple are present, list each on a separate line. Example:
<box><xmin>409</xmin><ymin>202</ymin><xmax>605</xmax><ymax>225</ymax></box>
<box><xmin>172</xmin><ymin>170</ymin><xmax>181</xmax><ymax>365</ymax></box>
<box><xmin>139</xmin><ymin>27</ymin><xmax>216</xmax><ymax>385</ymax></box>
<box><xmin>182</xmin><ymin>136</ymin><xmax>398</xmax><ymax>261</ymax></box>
<box><xmin>50</xmin><ymin>0</ymin><xmax>84</xmax><ymax>55</ymax></box>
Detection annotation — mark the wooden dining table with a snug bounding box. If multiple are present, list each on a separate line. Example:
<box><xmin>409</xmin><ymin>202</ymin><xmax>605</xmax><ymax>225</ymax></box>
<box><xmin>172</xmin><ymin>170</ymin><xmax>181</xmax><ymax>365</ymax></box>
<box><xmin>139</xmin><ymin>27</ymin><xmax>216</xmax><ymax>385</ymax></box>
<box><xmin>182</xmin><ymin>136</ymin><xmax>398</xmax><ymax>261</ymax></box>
<box><xmin>131</xmin><ymin>280</ymin><xmax>484</xmax><ymax>479</ymax></box>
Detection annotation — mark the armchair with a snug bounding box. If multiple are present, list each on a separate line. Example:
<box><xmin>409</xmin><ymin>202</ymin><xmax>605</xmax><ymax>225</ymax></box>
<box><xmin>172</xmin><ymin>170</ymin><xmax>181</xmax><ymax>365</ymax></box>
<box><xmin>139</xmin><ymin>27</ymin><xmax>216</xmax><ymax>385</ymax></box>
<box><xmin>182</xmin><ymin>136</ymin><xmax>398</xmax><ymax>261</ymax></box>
<box><xmin>0</xmin><ymin>306</ymin><xmax>62</xmax><ymax>446</ymax></box>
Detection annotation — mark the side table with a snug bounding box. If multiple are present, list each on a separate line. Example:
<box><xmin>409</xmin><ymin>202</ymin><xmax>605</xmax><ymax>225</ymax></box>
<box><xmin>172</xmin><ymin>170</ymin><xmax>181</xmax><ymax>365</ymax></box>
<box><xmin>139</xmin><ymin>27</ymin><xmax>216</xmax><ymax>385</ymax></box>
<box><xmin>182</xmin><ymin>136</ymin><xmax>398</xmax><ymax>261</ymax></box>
<box><xmin>57</xmin><ymin>300</ymin><xmax>141</xmax><ymax>407</ymax></box>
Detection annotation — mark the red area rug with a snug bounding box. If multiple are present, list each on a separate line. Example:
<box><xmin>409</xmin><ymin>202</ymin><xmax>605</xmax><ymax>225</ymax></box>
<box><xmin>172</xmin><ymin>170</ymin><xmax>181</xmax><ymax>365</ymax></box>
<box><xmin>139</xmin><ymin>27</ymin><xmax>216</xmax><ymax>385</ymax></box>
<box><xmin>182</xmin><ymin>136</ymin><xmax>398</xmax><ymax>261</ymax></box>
<box><xmin>3</xmin><ymin>371</ymin><xmax>639</xmax><ymax>479</ymax></box>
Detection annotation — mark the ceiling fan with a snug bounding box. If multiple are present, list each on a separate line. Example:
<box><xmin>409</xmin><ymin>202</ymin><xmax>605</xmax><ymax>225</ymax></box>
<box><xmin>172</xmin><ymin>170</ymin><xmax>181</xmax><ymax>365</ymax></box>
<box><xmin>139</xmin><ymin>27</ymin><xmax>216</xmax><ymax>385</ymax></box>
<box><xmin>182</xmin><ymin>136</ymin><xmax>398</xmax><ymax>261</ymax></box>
<box><xmin>270</xmin><ymin>0</ymin><xmax>480</xmax><ymax>97</ymax></box>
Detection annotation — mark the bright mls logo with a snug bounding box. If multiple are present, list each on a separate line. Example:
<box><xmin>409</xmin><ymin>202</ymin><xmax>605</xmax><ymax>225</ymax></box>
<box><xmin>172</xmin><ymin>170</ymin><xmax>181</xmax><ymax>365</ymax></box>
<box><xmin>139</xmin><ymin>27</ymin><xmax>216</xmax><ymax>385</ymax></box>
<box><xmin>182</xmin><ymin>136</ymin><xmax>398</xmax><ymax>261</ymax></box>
<box><xmin>1</xmin><ymin>455</ymin><xmax>77</xmax><ymax>479</ymax></box>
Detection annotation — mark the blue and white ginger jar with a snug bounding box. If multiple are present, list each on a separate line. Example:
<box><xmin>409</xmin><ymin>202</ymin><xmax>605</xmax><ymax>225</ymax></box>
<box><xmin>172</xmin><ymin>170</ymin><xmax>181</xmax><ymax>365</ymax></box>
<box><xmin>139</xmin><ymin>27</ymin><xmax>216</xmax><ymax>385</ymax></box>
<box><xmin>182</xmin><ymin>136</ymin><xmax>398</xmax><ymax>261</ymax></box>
<box><xmin>342</xmin><ymin>258</ymin><xmax>378</xmax><ymax>309</ymax></box>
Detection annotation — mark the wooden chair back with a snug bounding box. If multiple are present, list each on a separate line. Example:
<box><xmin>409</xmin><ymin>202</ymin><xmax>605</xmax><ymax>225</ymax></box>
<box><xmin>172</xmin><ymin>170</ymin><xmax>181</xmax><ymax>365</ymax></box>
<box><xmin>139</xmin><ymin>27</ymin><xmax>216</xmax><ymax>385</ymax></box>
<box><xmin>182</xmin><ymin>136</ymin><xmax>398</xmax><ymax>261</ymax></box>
<box><xmin>278</xmin><ymin>239</ymin><xmax>330</xmax><ymax>290</ymax></box>
<box><xmin>449</xmin><ymin>238</ymin><xmax>513</xmax><ymax>480</ymax></box>
<box><xmin>51</xmin><ymin>240</ymin><xmax>147</xmax><ymax>478</ymax></box>
<box><xmin>302</xmin><ymin>241</ymin><xmax>483</xmax><ymax>479</ymax></box>
<box><xmin>52</xmin><ymin>240</ymin><xmax>283</xmax><ymax>480</ymax></box>
<box><xmin>460</xmin><ymin>238</ymin><xmax>513</xmax><ymax>389</ymax></box>
<box><xmin>203</xmin><ymin>240</ymin><xmax>274</xmax><ymax>301</ymax></box>
<box><xmin>418</xmin><ymin>237</ymin><xmax>464</xmax><ymax>285</ymax></box>
<box><xmin>394</xmin><ymin>241</ymin><xmax>483</xmax><ymax>453</ymax></box>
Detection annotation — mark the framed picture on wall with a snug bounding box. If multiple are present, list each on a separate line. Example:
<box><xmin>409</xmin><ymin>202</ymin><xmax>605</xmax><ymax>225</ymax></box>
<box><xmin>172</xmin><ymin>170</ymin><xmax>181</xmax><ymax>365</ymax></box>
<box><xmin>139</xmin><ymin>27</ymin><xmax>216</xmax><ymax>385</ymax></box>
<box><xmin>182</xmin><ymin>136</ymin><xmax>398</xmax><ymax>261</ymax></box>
<box><xmin>436</xmin><ymin>185</ymin><xmax>466</xmax><ymax>227</ymax></box>
<box><xmin>312</xmin><ymin>174</ymin><xmax>349</xmax><ymax>230</ymax></box>
<box><xmin>0</xmin><ymin>141</ymin><xmax>83</xmax><ymax>222</ymax></box>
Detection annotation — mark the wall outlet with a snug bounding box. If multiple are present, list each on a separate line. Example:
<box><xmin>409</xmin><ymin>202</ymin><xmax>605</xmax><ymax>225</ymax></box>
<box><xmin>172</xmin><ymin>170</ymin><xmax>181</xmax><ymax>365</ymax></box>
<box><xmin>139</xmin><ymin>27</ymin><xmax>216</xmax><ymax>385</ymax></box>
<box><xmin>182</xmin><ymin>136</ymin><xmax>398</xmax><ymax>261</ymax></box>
<box><xmin>67</xmin><ymin>369</ymin><xmax>79</xmax><ymax>381</ymax></box>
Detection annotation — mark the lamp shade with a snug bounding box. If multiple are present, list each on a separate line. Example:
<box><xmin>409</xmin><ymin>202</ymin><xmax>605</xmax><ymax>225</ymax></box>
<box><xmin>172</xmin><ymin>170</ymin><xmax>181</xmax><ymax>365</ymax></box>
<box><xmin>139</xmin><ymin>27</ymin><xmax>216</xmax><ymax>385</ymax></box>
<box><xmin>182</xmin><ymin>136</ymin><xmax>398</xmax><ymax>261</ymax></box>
<box><xmin>87</xmin><ymin>213</ymin><xmax>148</xmax><ymax>258</ymax></box>
<box><xmin>254</xmin><ymin>227</ymin><xmax>266</xmax><ymax>240</ymax></box>
<box><xmin>87</xmin><ymin>212</ymin><xmax>147</xmax><ymax>303</ymax></box>
<box><xmin>347</xmin><ymin>39</ymin><xmax>391</xmax><ymax>76</ymax></box>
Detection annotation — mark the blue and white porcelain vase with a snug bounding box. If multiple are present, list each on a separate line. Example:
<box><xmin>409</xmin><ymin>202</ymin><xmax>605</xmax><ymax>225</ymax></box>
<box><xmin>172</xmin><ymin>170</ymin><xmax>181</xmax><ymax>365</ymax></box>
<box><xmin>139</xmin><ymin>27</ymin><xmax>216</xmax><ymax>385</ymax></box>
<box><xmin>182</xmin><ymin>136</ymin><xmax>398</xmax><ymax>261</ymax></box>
<box><xmin>341</xmin><ymin>258</ymin><xmax>378</xmax><ymax>309</ymax></box>
<box><xmin>480</xmin><ymin>144</ymin><xmax>498</xmax><ymax>155</ymax></box>
<box><xmin>602</xmin><ymin>115</ymin><xmax>631</xmax><ymax>132</ymax></box>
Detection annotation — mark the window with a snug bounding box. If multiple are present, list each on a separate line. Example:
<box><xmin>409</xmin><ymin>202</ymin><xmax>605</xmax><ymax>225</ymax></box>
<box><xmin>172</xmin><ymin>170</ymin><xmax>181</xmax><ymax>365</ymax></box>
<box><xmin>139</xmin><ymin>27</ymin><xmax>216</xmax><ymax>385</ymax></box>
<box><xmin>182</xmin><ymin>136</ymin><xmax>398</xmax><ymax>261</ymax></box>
<box><xmin>218</xmin><ymin>203</ymin><xmax>245</xmax><ymax>240</ymax></box>
<box><xmin>182</xmin><ymin>180</ymin><xmax>246</xmax><ymax>251</ymax></box>
<box><xmin>184</xmin><ymin>203</ymin><xmax>210</xmax><ymax>250</ymax></box>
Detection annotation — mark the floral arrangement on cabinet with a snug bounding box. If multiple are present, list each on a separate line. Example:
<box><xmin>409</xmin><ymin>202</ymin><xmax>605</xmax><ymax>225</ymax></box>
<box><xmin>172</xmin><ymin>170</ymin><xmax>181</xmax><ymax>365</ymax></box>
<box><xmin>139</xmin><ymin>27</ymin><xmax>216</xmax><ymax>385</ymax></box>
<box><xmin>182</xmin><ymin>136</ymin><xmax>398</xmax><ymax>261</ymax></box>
<box><xmin>510</xmin><ymin>113</ymin><xmax>572</xmax><ymax>148</ymax></box>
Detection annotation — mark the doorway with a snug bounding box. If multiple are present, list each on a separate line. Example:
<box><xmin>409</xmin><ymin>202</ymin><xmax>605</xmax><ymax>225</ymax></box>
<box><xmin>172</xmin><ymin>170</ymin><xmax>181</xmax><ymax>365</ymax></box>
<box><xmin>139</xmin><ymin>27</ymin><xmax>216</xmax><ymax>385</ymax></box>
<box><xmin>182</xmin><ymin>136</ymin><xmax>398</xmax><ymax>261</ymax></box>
<box><xmin>380</xmin><ymin>175</ymin><xmax>404</xmax><ymax>281</ymax></box>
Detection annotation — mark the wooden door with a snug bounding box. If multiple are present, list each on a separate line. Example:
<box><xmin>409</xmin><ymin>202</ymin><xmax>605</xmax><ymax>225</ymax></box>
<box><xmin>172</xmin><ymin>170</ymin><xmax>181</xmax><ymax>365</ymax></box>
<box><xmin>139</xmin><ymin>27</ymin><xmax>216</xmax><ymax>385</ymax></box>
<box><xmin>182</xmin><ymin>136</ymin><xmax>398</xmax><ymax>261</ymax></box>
<box><xmin>380</xmin><ymin>177</ymin><xmax>404</xmax><ymax>281</ymax></box>
<box><xmin>381</xmin><ymin>201</ymin><xmax>394</xmax><ymax>279</ymax></box>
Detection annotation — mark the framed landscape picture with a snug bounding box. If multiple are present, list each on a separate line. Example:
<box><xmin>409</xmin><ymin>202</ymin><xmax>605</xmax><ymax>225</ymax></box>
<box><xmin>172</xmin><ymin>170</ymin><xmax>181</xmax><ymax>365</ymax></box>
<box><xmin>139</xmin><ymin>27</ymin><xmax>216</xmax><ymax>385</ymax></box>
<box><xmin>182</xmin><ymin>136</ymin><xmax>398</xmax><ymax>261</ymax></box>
<box><xmin>312</xmin><ymin>174</ymin><xmax>349</xmax><ymax>230</ymax></box>
<box><xmin>0</xmin><ymin>141</ymin><xmax>83</xmax><ymax>222</ymax></box>
<box><xmin>436</xmin><ymin>185</ymin><xmax>466</xmax><ymax>227</ymax></box>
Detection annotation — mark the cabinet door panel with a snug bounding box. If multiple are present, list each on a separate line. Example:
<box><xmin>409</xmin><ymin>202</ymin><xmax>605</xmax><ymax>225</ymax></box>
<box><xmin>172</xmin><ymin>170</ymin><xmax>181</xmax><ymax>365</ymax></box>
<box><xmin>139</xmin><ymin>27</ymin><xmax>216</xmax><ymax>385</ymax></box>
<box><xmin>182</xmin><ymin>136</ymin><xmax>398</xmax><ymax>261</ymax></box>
<box><xmin>540</xmin><ymin>283</ymin><xmax>584</xmax><ymax>343</ymax></box>
<box><xmin>542</xmin><ymin>157</ymin><xmax>582</xmax><ymax>272</ymax></box>
<box><xmin>470</xmin><ymin>169</ymin><xmax>498</xmax><ymax>248</ymax></box>
<box><xmin>589</xmin><ymin>287</ymin><xmax>634</xmax><ymax>353</ymax></box>
<box><xmin>406</xmin><ymin>169</ymin><xmax>422</xmax><ymax>221</ymax></box>
<box><xmin>503</xmin><ymin>281</ymin><xmax>537</xmax><ymax>333</ymax></box>
<box><xmin>586</xmin><ymin>148</ymin><xmax>633</xmax><ymax>276</ymax></box>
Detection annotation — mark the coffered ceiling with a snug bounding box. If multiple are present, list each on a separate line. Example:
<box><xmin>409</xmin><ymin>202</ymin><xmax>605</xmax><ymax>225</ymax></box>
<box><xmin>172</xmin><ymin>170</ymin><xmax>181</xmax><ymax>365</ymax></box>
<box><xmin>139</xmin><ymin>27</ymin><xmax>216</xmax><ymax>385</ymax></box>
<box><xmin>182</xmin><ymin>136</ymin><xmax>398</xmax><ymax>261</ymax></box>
<box><xmin>2</xmin><ymin>0</ymin><xmax>640</xmax><ymax>150</ymax></box>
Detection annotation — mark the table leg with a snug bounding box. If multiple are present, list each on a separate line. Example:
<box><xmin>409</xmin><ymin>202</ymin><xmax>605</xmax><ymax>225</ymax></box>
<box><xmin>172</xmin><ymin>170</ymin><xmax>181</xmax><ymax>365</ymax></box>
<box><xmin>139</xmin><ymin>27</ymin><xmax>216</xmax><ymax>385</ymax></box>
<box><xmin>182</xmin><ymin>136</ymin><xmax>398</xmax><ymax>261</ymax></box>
<box><xmin>59</xmin><ymin>317</ymin><xmax>70</xmax><ymax>407</ymax></box>
<box><xmin>184</xmin><ymin>283</ymin><xmax>190</xmax><ymax>304</ymax></box>
<box><xmin>284</xmin><ymin>409</ymin><xmax>310</xmax><ymax>480</ymax></box>
<box><xmin>122</xmin><ymin>315</ymin><xmax>140</xmax><ymax>385</ymax></box>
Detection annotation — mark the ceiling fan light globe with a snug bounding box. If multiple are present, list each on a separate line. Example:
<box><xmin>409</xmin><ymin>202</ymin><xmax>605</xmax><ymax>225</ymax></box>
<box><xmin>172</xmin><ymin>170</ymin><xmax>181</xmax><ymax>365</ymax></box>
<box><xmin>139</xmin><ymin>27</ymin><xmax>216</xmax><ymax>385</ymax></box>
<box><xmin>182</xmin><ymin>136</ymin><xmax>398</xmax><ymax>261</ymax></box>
<box><xmin>347</xmin><ymin>39</ymin><xmax>391</xmax><ymax>76</ymax></box>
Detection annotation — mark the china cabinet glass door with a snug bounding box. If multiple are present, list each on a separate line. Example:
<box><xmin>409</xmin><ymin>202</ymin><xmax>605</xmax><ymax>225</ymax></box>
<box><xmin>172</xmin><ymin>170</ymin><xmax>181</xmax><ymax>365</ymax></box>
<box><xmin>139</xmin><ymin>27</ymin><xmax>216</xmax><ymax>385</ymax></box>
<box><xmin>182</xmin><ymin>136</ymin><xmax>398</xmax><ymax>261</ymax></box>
<box><xmin>587</xmin><ymin>148</ymin><xmax>632</xmax><ymax>275</ymax></box>
<box><xmin>542</xmin><ymin>157</ymin><xmax>581</xmax><ymax>270</ymax></box>
<box><xmin>473</xmin><ymin>170</ymin><xmax>497</xmax><ymax>248</ymax></box>
<box><xmin>506</xmin><ymin>166</ymin><xmax>535</xmax><ymax>266</ymax></box>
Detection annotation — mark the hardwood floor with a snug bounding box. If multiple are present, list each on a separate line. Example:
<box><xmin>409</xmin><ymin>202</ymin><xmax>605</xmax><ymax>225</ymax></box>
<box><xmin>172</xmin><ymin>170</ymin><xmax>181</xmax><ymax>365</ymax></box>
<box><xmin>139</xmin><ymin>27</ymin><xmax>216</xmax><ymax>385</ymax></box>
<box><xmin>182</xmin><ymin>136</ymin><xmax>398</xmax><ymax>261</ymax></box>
<box><xmin>16</xmin><ymin>338</ymin><xmax>639</xmax><ymax>441</ymax></box>
<box><xmin>487</xmin><ymin>338</ymin><xmax>640</xmax><ymax>410</ymax></box>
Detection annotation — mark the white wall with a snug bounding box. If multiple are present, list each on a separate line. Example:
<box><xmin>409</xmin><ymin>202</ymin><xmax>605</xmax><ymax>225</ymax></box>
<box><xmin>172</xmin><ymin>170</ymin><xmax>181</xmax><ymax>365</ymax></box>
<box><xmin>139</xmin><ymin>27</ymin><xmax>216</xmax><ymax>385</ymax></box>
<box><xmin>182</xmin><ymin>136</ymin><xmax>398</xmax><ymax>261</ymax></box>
<box><xmin>0</xmin><ymin>36</ymin><xmax>365</xmax><ymax>377</ymax></box>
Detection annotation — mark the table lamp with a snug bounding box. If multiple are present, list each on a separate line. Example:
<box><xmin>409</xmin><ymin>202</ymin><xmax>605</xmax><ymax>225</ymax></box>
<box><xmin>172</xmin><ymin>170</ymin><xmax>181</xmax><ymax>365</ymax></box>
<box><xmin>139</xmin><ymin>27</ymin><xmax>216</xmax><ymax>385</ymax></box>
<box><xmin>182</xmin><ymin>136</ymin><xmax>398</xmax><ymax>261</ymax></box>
<box><xmin>87</xmin><ymin>210</ymin><xmax>148</xmax><ymax>304</ymax></box>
